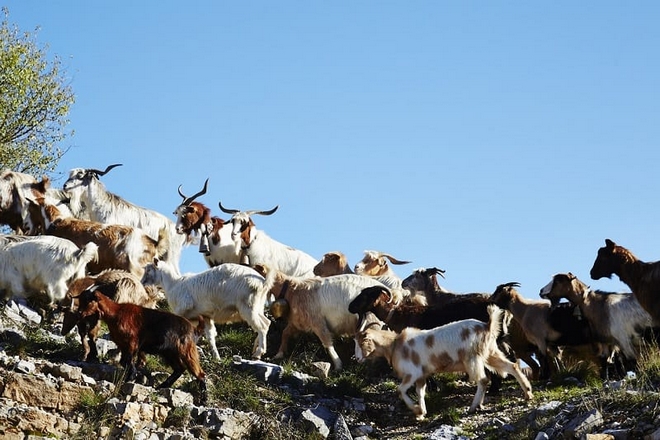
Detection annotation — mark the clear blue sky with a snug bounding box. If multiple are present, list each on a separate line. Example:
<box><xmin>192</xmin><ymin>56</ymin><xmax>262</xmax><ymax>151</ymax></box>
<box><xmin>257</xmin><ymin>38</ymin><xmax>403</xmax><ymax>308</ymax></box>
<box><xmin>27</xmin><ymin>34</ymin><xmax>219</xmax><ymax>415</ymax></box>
<box><xmin>5</xmin><ymin>2</ymin><xmax>660</xmax><ymax>299</ymax></box>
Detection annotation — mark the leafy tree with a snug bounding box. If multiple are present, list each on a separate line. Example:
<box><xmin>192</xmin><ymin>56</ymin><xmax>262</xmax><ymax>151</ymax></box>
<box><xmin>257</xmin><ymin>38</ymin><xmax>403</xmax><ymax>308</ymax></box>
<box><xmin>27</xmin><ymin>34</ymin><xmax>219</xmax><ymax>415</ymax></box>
<box><xmin>0</xmin><ymin>7</ymin><xmax>74</xmax><ymax>175</ymax></box>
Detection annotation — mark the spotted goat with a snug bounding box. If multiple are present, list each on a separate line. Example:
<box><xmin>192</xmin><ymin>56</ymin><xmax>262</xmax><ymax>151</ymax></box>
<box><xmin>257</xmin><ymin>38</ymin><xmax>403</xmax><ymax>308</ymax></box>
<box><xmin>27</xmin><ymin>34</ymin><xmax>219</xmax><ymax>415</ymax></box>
<box><xmin>353</xmin><ymin>305</ymin><xmax>533</xmax><ymax>420</ymax></box>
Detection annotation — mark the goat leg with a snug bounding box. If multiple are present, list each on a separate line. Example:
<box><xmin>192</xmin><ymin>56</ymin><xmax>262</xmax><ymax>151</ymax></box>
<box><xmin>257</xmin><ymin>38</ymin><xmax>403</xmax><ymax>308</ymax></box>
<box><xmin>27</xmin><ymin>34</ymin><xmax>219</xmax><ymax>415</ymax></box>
<box><xmin>158</xmin><ymin>369</ymin><xmax>184</xmax><ymax>389</ymax></box>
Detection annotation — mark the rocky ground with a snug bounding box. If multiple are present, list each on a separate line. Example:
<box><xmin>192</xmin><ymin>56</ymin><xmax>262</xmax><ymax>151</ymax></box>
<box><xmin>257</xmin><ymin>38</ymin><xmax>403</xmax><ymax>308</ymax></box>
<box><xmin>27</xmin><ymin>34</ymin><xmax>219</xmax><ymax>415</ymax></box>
<box><xmin>1</xmin><ymin>298</ymin><xmax>660</xmax><ymax>439</ymax></box>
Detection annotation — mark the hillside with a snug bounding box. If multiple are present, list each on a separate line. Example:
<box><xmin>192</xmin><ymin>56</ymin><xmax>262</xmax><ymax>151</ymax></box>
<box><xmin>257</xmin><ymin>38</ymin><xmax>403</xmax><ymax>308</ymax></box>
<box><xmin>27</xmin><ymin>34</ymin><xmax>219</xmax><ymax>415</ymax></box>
<box><xmin>0</xmin><ymin>297</ymin><xmax>659</xmax><ymax>439</ymax></box>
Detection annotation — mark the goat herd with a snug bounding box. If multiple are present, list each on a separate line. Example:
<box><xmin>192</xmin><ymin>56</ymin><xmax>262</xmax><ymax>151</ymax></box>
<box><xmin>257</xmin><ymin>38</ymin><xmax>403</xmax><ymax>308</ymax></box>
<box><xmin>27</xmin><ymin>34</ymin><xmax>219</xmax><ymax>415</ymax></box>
<box><xmin>1</xmin><ymin>164</ymin><xmax>659</xmax><ymax>420</ymax></box>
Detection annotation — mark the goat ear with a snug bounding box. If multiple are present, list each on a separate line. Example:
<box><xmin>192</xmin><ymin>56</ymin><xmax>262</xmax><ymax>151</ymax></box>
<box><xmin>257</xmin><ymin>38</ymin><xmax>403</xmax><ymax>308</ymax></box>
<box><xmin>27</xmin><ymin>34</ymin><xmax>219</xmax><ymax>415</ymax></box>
<box><xmin>36</xmin><ymin>176</ymin><xmax>51</xmax><ymax>192</ymax></box>
<box><xmin>605</xmin><ymin>239</ymin><xmax>615</xmax><ymax>248</ymax></box>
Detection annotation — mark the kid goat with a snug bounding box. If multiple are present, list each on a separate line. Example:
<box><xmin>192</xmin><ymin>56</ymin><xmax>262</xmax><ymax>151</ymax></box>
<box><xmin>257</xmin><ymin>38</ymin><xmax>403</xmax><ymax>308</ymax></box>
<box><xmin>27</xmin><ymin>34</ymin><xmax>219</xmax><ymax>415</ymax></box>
<box><xmin>74</xmin><ymin>288</ymin><xmax>206</xmax><ymax>403</ymax></box>
<box><xmin>353</xmin><ymin>306</ymin><xmax>533</xmax><ymax>419</ymax></box>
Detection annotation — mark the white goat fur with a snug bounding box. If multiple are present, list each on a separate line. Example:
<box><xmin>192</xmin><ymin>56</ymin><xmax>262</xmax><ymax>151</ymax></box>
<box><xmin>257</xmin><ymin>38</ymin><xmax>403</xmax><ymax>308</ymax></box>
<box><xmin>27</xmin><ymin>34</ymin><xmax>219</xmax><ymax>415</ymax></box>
<box><xmin>0</xmin><ymin>235</ymin><xmax>98</xmax><ymax>303</ymax></box>
<box><xmin>1</xmin><ymin>172</ymin><xmax>74</xmax><ymax>233</ymax></box>
<box><xmin>63</xmin><ymin>168</ymin><xmax>185</xmax><ymax>269</ymax></box>
<box><xmin>540</xmin><ymin>273</ymin><xmax>655</xmax><ymax>361</ymax></box>
<box><xmin>0</xmin><ymin>170</ymin><xmax>37</xmax><ymax>232</ymax></box>
<box><xmin>354</xmin><ymin>306</ymin><xmax>534</xmax><ymax>419</ymax></box>
<box><xmin>226</xmin><ymin>210</ymin><xmax>318</xmax><ymax>278</ymax></box>
<box><xmin>141</xmin><ymin>259</ymin><xmax>275</xmax><ymax>360</ymax></box>
<box><xmin>263</xmin><ymin>269</ymin><xmax>391</xmax><ymax>370</ymax></box>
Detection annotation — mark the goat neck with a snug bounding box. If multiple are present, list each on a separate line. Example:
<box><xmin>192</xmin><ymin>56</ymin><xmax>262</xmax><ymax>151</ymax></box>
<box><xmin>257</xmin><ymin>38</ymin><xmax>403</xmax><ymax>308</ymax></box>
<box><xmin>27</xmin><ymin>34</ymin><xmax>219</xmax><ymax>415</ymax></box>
<box><xmin>357</xmin><ymin>327</ymin><xmax>398</xmax><ymax>365</ymax></box>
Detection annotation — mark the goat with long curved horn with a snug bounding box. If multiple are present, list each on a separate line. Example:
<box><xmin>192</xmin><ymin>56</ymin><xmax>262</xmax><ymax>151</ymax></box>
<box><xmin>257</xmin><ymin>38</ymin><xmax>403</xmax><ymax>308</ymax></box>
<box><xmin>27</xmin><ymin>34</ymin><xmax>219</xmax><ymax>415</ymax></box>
<box><xmin>219</xmin><ymin>203</ymin><xmax>279</xmax><ymax>217</ymax></box>
<box><xmin>380</xmin><ymin>253</ymin><xmax>411</xmax><ymax>265</ymax></box>
<box><xmin>246</xmin><ymin>206</ymin><xmax>279</xmax><ymax>216</ymax></box>
<box><xmin>178</xmin><ymin>178</ymin><xmax>209</xmax><ymax>206</ymax></box>
<box><xmin>218</xmin><ymin>202</ymin><xmax>240</xmax><ymax>215</ymax></box>
<box><xmin>88</xmin><ymin>163</ymin><xmax>123</xmax><ymax>177</ymax></box>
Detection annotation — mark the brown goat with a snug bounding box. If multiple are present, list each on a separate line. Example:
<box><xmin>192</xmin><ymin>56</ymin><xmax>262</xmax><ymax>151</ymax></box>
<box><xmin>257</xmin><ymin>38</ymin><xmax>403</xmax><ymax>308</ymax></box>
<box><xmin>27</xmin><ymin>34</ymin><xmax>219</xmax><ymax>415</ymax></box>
<box><xmin>313</xmin><ymin>251</ymin><xmax>355</xmax><ymax>277</ymax></box>
<box><xmin>173</xmin><ymin>186</ymin><xmax>240</xmax><ymax>267</ymax></box>
<box><xmin>75</xmin><ymin>289</ymin><xmax>206</xmax><ymax>402</ymax></box>
<box><xmin>590</xmin><ymin>239</ymin><xmax>660</xmax><ymax>326</ymax></box>
<box><xmin>62</xmin><ymin>269</ymin><xmax>164</xmax><ymax>362</ymax></box>
<box><xmin>24</xmin><ymin>196</ymin><xmax>168</xmax><ymax>277</ymax></box>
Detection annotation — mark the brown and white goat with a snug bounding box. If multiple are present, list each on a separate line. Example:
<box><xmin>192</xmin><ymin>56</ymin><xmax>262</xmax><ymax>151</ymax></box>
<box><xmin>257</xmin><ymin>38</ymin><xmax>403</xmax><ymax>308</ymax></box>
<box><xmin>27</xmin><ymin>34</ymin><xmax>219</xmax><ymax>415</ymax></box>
<box><xmin>401</xmin><ymin>268</ymin><xmax>541</xmax><ymax>379</ymax></box>
<box><xmin>313</xmin><ymin>251</ymin><xmax>354</xmax><ymax>277</ymax></box>
<box><xmin>172</xmin><ymin>179</ymin><xmax>240</xmax><ymax>266</ymax></box>
<box><xmin>24</xmin><ymin>195</ymin><xmax>168</xmax><ymax>277</ymax></box>
<box><xmin>354</xmin><ymin>306</ymin><xmax>533</xmax><ymax>419</ymax></box>
<box><xmin>62</xmin><ymin>269</ymin><xmax>164</xmax><ymax>362</ymax></box>
<box><xmin>74</xmin><ymin>288</ymin><xmax>207</xmax><ymax>403</ymax></box>
<box><xmin>218</xmin><ymin>203</ymin><xmax>319</xmax><ymax>278</ymax></box>
<box><xmin>349</xmin><ymin>284</ymin><xmax>525</xmax><ymax>390</ymax></box>
<box><xmin>313</xmin><ymin>251</ymin><xmax>410</xmax><ymax>303</ymax></box>
<box><xmin>489</xmin><ymin>282</ymin><xmax>608</xmax><ymax>379</ymax></box>
<box><xmin>256</xmin><ymin>266</ymin><xmax>389</xmax><ymax>370</ymax></box>
<box><xmin>540</xmin><ymin>272</ymin><xmax>655</xmax><ymax>369</ymax></box>
<box><xmin>353</xmin><ymin>250</ymin><xmax>412</xmax><ymax>293</ymax></box>
<box><xmin>590</xmin><ymin>239</ymin><xmax>660</xmax><ymax>326</ymax></box>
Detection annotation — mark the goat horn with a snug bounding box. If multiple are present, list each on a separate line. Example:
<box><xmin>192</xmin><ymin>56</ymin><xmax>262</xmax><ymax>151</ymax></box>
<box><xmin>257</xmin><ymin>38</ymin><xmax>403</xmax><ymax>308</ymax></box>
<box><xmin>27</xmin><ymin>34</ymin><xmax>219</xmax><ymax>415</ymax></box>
<box><xmin>88</xmin><ymin>163</ymin><xmax>123</xmax><ymax>177</ymax></box>
<box><xmin>382</xmin><ymin>253</ymin><xmax>411</xmax><ymax>265</ymax></box>
<box><xmin>430</xmin><ymin>267</ymin><xmax>446</xmax><ymax>278</ymax></box>
<box><xmin>178</xmin><ymin>178</ymin><xmax>209</xmax><ymax>205</ymax></box>
<box><xmin>218</xmin><ymin>201</ymin><xmax>240</xmax><ymax>215</ymax></box>
<box><xmin>503</xmin><ymin>282</ymin><xmax>521</xmax><ymax>289</ymax></box>
<box><xmin>247</xmin><ymin>206</ymin><xmax>279</xmax><ymax>216</ymax></box>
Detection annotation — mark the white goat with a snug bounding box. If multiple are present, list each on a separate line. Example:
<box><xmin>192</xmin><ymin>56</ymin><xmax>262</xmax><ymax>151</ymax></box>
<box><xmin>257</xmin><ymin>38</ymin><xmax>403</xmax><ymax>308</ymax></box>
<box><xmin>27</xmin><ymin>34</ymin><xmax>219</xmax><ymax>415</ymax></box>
<box><xmin>354</xmin><ymin>306</ymin><xmax>534</xmax><ymax>419</ymax></box>
<box><xmin>63</xmin><ymin>164</ymin><xmax>185</xmax><ymax>269</ymax></box>
<box><xmin>0</xmin><ymin>170</ymin><xmax>37</xmax><ymax>233</ymax></box>
<box><xmin>0</xmin><ymin>234</ymin><xmax>98</xmax><ymax>303</ymax></box>
<box><xmin>540</xmin><ymin>272</ymin><xmax>655</xmax><ymax>366</ymax></box>
<box><xmin>258</xmin><ymin>266</ymin><xmax>390</xmax><ymax>370</ymax></box>
<box><xmin>141</xmin><ymin>259</ymin><xmax>275</xmax><ymax>360</ymax></box>
<box><xmin>219</xmin><ymin>202</ymin><xmax>318</xmax><ymax>278</ymax></box>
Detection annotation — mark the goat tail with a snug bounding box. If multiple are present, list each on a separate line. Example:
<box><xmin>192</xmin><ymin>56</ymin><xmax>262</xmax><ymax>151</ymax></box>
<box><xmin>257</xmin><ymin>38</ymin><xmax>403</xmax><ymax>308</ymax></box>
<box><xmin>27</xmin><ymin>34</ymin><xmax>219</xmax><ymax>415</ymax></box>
<box><xmin>75</xmin><ymin>242</ymin><xmax>99</xmax><ymax>269</ymax></box>
<box><xmin>155</xmin><ymin>226</ymin><xmax>170</xmax><ymax>261</ymax></box>
<box><xmin>258</xmin><ymin>264</ymin><xmax>277</xmax><ymax>299</ymax></box>
<box><xmin>486</xmin><ymin>304</ymin><xmax>503</xmax><ymax>342</ymax></box>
